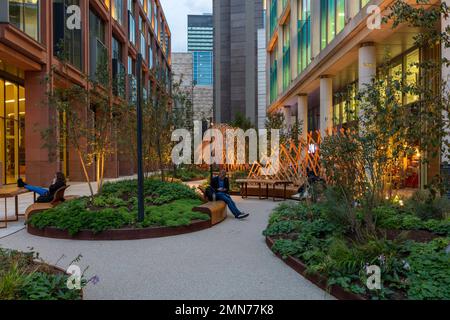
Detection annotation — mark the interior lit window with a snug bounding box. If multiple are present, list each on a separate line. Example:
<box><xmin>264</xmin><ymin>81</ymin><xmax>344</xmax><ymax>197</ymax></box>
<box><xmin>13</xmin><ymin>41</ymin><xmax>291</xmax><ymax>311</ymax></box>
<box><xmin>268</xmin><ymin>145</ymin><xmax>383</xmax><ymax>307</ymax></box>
<box><xmin>9</xmin><ymin>0</ymin><xmax>40</xmax><ymax>41</ymax></box>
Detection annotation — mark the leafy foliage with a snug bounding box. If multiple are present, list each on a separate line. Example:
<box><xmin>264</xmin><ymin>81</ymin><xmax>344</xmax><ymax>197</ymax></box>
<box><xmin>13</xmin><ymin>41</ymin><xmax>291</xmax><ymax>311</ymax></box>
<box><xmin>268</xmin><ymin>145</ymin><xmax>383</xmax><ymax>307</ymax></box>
<box><xmin>0</xmin><ymin>249</ymin><xmax>83</xmax><ymax>300</ymax></box>
<box><xmin>28</xmin><ymin>179</ymin><xmax>206</xmax><ymax>235</ymax></box>
<box><xmin>264</xmin><ymin>201</ymin><xmax>450</xmax><ymax>300</ymax></box>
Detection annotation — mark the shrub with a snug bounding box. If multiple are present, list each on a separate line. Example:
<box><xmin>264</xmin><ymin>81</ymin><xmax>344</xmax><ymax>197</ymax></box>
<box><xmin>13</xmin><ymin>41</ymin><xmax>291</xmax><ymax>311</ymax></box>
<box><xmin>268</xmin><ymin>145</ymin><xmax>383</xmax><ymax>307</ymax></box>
<box><xmin>28</xmin><ymin>179</ymin><xmax>206</xmax><ymax>235</ymax></box>
<box><xmin>264</xmin><ymin>201</ymin><xmax>450</xmax><ymax>300</ymax></box>
<box><xmin>0</xmin><ymin>249</ymin><xmax>83</xmax><ymax>300</ymax></box>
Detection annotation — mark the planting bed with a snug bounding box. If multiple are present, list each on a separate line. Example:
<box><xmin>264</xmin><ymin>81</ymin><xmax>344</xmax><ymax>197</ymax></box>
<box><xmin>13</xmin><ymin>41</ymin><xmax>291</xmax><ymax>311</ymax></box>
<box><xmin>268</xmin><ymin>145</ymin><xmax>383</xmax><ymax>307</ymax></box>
<box><xmin>27</xmin><ymin>179</ymin><xmax>217</xmax><ymax>241</ymax></box>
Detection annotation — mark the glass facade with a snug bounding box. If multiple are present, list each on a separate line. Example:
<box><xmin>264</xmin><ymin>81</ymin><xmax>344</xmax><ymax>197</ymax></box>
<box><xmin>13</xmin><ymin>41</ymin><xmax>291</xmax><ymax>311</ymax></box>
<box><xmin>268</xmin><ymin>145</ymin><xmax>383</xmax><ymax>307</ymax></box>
<box><xmin>269</xmin><ymin>0</ymin><xmax>277</xmax><ymax>37</ymax></box>
<box><xmin>270</xmin><ymin>48</ymin><xmax>278</xmax><ymax>103</ymax></box>
<box><xmin>193</xmin><ymin>52</ymin><xmax>213</xmax><ymax>86</ymax></box>
<box><xmin>320</xmin><ymin>0</ymin><xmax>345</xmax><ymax>50</ymax></box>
<box><xmin>282</xmin><ymin>21</ymin><xmax>290</xmax><ymax>90</ymax></box>
<box><xmin>0</xmin><ymin>78</ymin><xmax>26</xmax><ymax>185</ymax></box>
<box><xmin>188</xmin><ymin>15</ymin><xmax>213</xmax><ymax>86</ymax></box>
<box><xmin>9</xmin><ymin>0</ymin><xmax>40</xmax><ymax>41</ymax></box>
<box><xmin>333</xmin><ymin>82</ymin><xmax>358</xmax><ymax>127</ymax></box>
<box><xmin>298</xmin><ymin>0</ymin><xmax>311</xmax><ymax>74</ymax></box>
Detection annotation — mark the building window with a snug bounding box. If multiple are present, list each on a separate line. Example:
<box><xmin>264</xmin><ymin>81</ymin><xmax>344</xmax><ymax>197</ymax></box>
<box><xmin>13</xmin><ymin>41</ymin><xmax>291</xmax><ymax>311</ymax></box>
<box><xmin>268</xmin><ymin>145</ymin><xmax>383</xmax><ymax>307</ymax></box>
<box><xmin>128</xmin><ymin>0</ymin><xmax>136</xmax><ymax>45</ymax></box>
<box><xmin>270</xmin><ymin>48</ymin><xmax>278</xmax><ymax>103</ymax></box>
<box><xmin>9</xmin><ymin>0</ymin><xmax>40</xmax><ymax>41</ymax></box>
<box><xmin>298</xmin><ymin>0</ymin><xmax>311</xmax><ymax>74</ymax></box>
<box><xmin>193</xmin><ymin>52</ymin><xmax>213</xmax><ymax>86</ymax></box>
<box><xmin>320</xmin><ymin>0</ymin><xmax>345</xmax><ymax>50</ymax></box>
<box><xmin>89</xmin><ymin>10</ymin><xmax>107</xmax><ymax>83</ymax></box>
<box><xmin>112</xmin><ymin>0</ymin><xmax>124</xmax><ymax>25</ymax></box>
<box><xmin>269</xmin><ymin>0</ymin><xmax>277</xmax><ymax>37</ymax></box>
<box><xmin>333</xmin><ymin>82</ymin><xmax>358</xmax><ymax>127</ymax></box>
<box><xmin>112</xmin><ymin>36</ymin><xmax>126</xmax><ymax>98</ymax></box>
<box><xmin>140</xmin><ymin>16</ymin><xmax>146</xmax><ymax>58</ymax></box>
<box><xmin>282</xmin><ymin>20</ymin><xmax>290</xmax><ymax>91</ymax></box>
<box><xmin>53</xmin><ymin>0</ymin><xmax>82</xmax><ymax>70</ymax></box>
<box><xmin>0</xmin><ymin>79</ymin><xmax>26</xmax><ymax>184</ymax></box>
<box><xmin>128</xmin><ymin>56</ymin><xmax>137</xmax><ymax>103</ymax></box>
<box><xmin>153</xmin><ymin>1</ymin><xmax>158</xmax><ymax>32</ymax></box>
<box><xmin>148</xmin><ymin>40</ymin><xmax>154</xmax><ymax>69</ymax></box>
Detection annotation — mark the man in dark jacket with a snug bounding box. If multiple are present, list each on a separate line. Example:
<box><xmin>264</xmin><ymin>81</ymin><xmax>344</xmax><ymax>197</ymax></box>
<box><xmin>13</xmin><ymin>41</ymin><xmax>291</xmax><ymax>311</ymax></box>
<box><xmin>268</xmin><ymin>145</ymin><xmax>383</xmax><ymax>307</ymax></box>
<box><xmin>211</xmin><ymin>170</ymin><xmax>249</xmax><ymax>219</ymax></box>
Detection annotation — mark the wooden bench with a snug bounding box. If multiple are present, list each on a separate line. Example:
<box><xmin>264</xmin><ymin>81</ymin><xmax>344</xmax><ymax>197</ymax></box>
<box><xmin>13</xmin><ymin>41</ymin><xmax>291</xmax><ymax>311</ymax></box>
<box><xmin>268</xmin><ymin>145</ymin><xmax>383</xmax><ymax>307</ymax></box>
<box><xmin>25</xmin><ymin>186</ymin><xmax>77</xmax><ymax>220</ymax></box>
<box><xmin>192</xmin><ymin>200</ymin><xmax>227</xmax><ymax>225</ymax></box>
<box><xmin>236</xmin><ymin>179</ymin><xmax>295</xmax><ymax>201</ymax></box>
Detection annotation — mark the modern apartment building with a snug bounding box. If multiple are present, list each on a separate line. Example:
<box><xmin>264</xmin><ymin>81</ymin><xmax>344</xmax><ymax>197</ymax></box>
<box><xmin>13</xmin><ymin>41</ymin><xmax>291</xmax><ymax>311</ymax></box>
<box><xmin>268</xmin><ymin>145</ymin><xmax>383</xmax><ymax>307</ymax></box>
<box><xmin>213</xmin><ymin>0</ymin><xmax>265</xmax><ymax>126</ymax></box>
<box><xmin>267</xmin><ymin>0</ymin><xmax>448</xmax><ymax>189</ymax></box>
<box><xmin>188</xmin><ymin>14</ymin><xmax>213</xmax><ymax>86</ymax></box>
<box><xmin>0</xmin><ymin>0</ymin><xmax>171</xmax><ymax>185</ymax></box>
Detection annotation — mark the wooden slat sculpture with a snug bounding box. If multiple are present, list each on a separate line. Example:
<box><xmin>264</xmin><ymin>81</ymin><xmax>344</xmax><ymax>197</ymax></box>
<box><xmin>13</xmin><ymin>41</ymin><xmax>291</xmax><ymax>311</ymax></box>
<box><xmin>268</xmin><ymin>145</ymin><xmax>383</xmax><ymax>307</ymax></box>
<box><xmin>199</xmin><ymin>124</ymin><xmax>349</xmax><ymax>187</ymax></box>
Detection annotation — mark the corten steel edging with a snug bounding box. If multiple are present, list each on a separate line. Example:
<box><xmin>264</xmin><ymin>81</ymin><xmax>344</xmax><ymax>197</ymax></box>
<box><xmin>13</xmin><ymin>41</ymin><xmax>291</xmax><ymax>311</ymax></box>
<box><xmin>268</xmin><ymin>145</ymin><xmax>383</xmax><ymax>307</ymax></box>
<box><xmin>27</xmin><ymin>219</ymin><xmax>213</xmax><ymax>241</ymax></box>
<box><xmin>266</xmin><ymin>236</ymin><xmax>366</xmax><ymax>301</ymax></box>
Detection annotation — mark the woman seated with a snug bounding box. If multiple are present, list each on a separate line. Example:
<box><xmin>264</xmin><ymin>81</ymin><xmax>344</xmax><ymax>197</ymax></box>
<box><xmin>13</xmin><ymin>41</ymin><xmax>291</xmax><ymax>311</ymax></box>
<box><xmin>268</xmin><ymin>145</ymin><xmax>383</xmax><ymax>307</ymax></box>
<box><xmin>17</xmin><ymin>172</ymin><xmax>66</xmax><ymax>203</ymax></box>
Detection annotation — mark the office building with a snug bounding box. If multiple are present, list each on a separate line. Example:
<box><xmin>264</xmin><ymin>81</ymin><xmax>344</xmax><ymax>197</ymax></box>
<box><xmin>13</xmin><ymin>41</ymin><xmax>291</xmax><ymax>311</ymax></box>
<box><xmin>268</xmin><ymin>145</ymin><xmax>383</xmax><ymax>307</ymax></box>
<box><xmin>0</xmin><ymin>0</ymin><xmax>171</xmax><ymax>185</ymax></box>
<box><xmin>188</xmin><ymin>14</ymin><xmax>213</xmax><ymax>86</ymax></box>
<box><xmin>213</xmin><ymin>0</ymin><xmax>265</xmax><ymax>126</ymax></box>
<box><xmin>267</xmin><ymin>0</ymin><xmax>448</xmax><ymax>189</ymax></box>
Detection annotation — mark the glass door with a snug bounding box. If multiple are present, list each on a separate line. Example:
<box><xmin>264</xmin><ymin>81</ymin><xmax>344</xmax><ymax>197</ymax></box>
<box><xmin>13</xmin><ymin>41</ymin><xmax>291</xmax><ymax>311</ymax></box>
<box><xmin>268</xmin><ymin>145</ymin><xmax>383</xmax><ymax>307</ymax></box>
<box><xmin>5</xmin><ymin>81</ymin><xmax>18</xmax><ymax>184</ymax></box>
<box><xmin>0</xmin><ymin>79</ymin><xmax>25</xmax><ymax>185</ymax></box>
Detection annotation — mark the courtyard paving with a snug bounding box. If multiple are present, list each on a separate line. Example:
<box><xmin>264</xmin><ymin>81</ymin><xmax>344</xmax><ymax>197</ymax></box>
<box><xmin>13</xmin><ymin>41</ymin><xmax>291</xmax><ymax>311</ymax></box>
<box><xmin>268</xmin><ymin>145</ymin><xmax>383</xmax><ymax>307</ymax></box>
<box><xmin>0</xmin><ymin>179</ymin><xmax>333</xmax><ymax>300</ymax></box>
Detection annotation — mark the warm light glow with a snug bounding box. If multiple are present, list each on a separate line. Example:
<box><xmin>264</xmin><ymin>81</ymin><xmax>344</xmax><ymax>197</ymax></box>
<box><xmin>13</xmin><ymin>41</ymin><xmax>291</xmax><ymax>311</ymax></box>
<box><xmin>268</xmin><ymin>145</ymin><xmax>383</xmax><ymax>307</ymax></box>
<box><xmin>19</xmin><ymin>98</ymin><xmax>25</xmax><ymax>102</ymax></box>
<box><xmin>5</xmin><ymin>99</ymin><xmax>16</xmax><ymax>103</ymax></box>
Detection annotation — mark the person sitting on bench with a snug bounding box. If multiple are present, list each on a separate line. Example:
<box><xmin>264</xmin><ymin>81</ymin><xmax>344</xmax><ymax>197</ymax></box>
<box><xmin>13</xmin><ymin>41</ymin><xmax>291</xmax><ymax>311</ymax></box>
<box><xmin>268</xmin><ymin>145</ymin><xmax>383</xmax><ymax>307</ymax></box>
<box><xmin>211</xmin><ymin>170</ymin><xmax>249</xmax><ymax>220</ymax></box>
<box><xmin>17</xmin><ymin>172</ymin><xmax>66</xmax><ymax>203</ymax></box>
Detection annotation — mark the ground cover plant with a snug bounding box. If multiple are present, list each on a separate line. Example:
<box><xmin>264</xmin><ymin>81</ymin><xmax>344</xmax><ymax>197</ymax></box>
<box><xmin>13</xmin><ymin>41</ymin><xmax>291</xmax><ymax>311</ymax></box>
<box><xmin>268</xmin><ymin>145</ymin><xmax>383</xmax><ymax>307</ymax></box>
<box><xmin>27</xmin><ymin>179</ymin><xmax>209</xmax><ymax>236</ymax></box>
<box><xmin>264</xmin><ymin>196</ymin><xmax>450</xmax><ymax>300</ymax></box>
<box><xmin>0</xmin><ymin>249</ymin><xmax>84</xmax><ymax>300</ymax></box>
<box><xmin>166</xmin><ymin>166</ymin><xmax>210</xmax><ymax>182</ymax></box>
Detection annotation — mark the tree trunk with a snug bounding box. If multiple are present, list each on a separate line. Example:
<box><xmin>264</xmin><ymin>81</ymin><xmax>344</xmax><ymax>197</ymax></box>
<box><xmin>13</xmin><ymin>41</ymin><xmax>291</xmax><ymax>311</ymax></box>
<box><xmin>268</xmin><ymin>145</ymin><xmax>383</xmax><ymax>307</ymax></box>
<box><xmin>77</xmin><ymin>149</ymin><xmax>95</xmax><ymax>199</ymax></box>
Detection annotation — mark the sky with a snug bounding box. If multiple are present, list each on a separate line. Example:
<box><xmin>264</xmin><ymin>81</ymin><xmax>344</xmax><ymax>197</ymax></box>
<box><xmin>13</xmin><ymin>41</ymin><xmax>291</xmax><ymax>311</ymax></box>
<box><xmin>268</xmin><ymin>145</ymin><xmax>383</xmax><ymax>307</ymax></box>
<box><xmin>159</xmin><ymin>0</ymin><xmax>212</xmax><ymax>52</ymax></box>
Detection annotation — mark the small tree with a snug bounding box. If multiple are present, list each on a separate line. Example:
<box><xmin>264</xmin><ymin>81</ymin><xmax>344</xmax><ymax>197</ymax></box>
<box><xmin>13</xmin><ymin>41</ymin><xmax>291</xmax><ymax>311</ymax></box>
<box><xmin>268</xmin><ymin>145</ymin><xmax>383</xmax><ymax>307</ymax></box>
<box><xmin>45</xmin><ymin>45</ymin><xmax>121</xmax><ymax>198</ymax></box>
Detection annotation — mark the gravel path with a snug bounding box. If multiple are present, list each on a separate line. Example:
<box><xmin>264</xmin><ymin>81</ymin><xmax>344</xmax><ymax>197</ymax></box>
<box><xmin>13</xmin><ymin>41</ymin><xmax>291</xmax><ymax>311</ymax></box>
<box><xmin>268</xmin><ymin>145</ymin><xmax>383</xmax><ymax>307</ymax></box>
<box><xmin>0</xmin><ymin>195</ymin><xmax>333</xmax><ymax>300</ymax></box>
